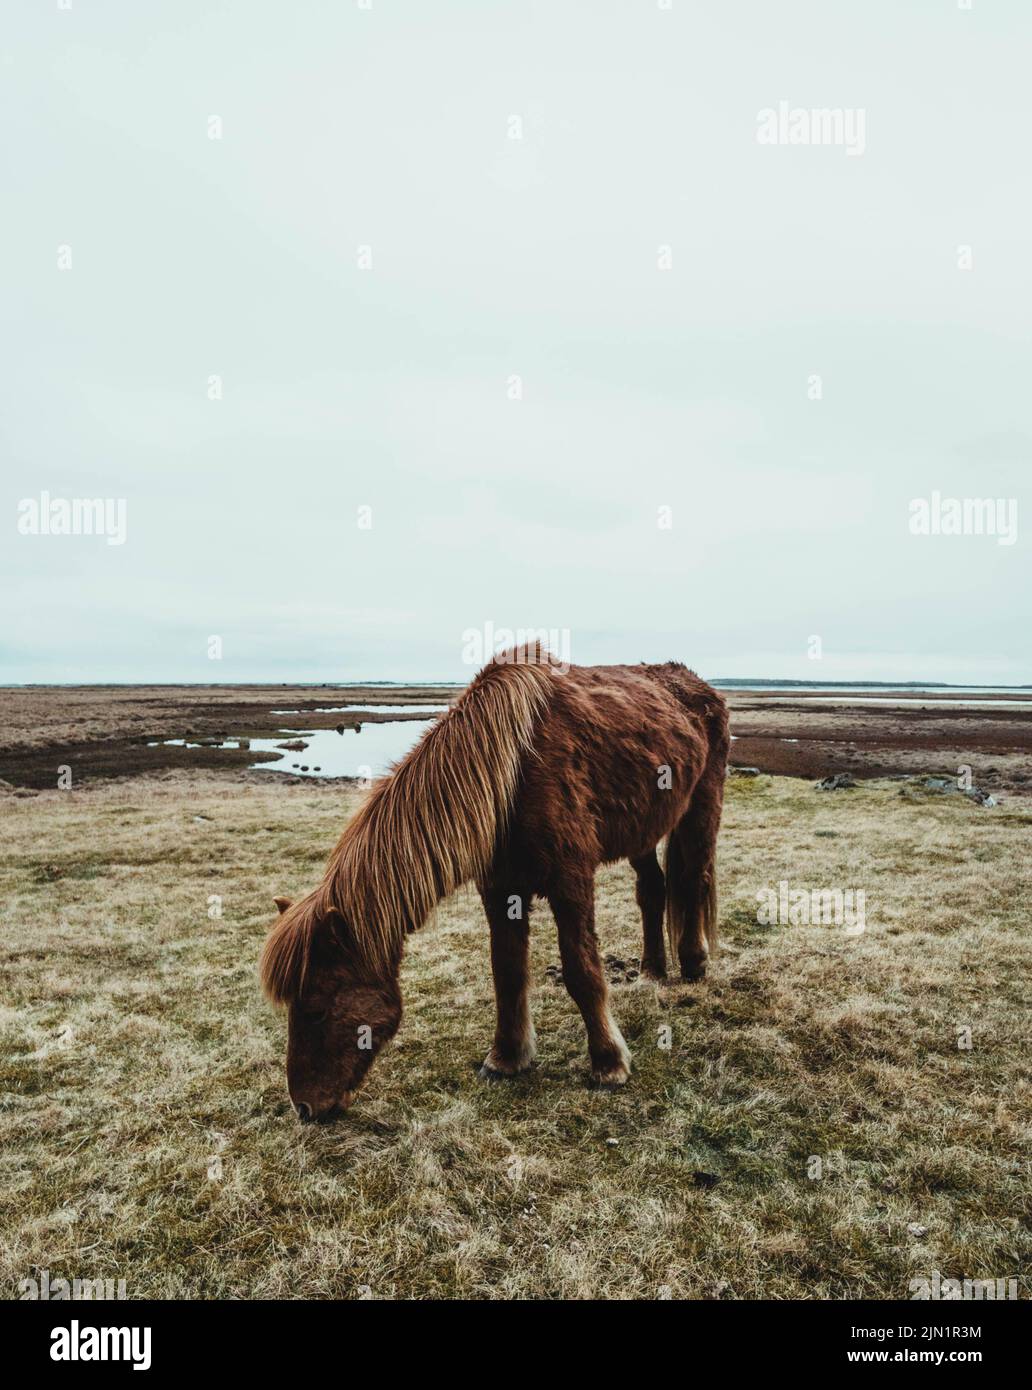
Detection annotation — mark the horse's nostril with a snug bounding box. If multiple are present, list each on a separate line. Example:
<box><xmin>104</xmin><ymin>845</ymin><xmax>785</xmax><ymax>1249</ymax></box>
<box><xmin>295</xmin><ymin>1101</ymin><xmax>313</xmax><ymax>1123</ymax></box>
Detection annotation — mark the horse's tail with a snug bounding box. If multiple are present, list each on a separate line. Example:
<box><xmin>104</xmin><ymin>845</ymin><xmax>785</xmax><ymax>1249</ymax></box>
<box><xmin>665</xmin><ymin>696</ymin><xmax>729</xmax><ymax>980</ymax></box>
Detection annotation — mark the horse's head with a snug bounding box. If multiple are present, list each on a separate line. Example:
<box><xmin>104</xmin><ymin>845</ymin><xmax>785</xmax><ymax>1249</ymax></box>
<box><xmin>261</xmin><ymin>895</ymin><xmax>402</xmax><ymax>1123</ymax></box>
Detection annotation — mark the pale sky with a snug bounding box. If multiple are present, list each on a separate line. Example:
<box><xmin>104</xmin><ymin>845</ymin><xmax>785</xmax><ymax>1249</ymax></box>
<box><xmin>2</xmin><ymin>1</ymin><xmax>1029</xmax><ymax>684</ymax></box>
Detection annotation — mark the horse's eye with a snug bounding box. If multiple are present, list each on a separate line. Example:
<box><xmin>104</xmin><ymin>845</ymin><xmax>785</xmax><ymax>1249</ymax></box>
<box><xmin>303</xmin><ymin>1009</ymin><xmax>327</xmax><ymax>1026</ymax></box>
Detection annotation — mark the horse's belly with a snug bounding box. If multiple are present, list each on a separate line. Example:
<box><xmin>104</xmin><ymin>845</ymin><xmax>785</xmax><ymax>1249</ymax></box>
<box><xmin>514</xmin><ymin>726</ymin><xmax>705</xmax><ymax>872</ymax></box>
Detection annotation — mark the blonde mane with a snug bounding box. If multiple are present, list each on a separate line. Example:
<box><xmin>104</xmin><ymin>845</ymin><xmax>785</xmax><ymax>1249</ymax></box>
<box><xmin>260</xmin><ymin>646</ymin><xmax>558</xmax><ymax>1000</ymax></box>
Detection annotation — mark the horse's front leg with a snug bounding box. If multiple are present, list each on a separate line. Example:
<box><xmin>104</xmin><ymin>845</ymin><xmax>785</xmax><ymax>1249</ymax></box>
<box><xmin>477</xmin><ymin>880</ymin><xmax>536</xmax><ymax>1079</ymax></box>
<box><xmin>549</xmin><ymin>877</ymin><xmax>631</xmax><ymax>1088</ymax></box>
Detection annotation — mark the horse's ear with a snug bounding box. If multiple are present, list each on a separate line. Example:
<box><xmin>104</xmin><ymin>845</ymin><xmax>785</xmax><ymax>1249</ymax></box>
<box><xmin>323</xmin><ymin>907</ymin><xmax>351</xmax><ymax>950</ymax></box>
<box><xmin>273</xmin><ymin>896</ymin><xmax>292</xmax><ymax>915</ymax></box>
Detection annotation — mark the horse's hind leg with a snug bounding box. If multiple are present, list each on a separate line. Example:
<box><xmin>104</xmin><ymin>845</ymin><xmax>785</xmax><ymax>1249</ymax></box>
<box><xmin>549</xmin><ymin>876</ymin><xmax>631</xmax><ymax>1087</ymax></box>
<box><xmin>666</xmin><ymin>761</ymin><xmax>724</xmax><ymax>982</ymax></box>
<box><xmin>478</xmin><ymin>878</ymin><xmax>536</xmax><ymax>1079</ymax></box>
<box><xmin>631</xmin><ymin>849</ymin><xmax>666</xmax><ymax>980</ymax></box>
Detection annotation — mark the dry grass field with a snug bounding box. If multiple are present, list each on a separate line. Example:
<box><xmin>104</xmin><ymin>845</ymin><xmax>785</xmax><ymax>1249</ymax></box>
<box><xmin>2</xmin><ymin>770</ymin><xmax>1029</xmax><ymax>1300</ymax></box>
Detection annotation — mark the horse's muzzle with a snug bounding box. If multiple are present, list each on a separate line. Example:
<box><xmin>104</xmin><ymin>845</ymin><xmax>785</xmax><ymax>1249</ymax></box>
<box><xmin>294</xmin><ymin>1094</ymin><xmax>354</xmax><ymax>1124</ymax></box>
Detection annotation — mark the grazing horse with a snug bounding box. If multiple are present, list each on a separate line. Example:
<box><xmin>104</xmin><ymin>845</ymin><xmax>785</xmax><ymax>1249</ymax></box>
<box><xmin>261</xmin><ymin>647</ymin><xmax>729</xmax><ymax>1121</ymax></box>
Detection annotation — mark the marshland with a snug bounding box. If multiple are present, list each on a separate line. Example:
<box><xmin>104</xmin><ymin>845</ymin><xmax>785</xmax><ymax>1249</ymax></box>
<box><xmin>2</xmin><ymin>684</ymin><xmax>1029</xmax><ymax>1298</ymax></box>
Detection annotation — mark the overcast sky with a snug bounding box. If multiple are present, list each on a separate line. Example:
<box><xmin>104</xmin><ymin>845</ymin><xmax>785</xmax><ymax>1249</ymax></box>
<box><xmin>2</xmin><ymin>1</ymin><xmax>1029</xmax><ymax>684</ymax></box>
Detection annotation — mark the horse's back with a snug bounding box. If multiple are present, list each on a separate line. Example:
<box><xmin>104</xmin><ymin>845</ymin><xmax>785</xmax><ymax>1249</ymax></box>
<box><xmin>549</xmin><ymin>660</ymin><xmax>725</xmax><ymax>749</ymax></box>
<box><xmin>508</xmin><ymin>661</ymin><xmax>726</xmax><ymax>878</ymax></box>
<box><xmin>636</xmin><ymin>661</ymin><xmax>730</xmax><ymax>750</ymax></box>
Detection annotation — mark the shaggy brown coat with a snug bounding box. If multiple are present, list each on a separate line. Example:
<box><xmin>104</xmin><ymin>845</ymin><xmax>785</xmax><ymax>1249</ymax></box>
<box><xmin>261</xmin><ymin>647</ymin><xmax>728</xmax><ymax>1119</ymax></box>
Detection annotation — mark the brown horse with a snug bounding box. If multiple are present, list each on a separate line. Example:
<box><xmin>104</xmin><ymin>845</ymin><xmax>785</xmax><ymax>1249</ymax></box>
<box><xmin>260</xmin><ymin>647</ymin><xmax>729</xmax><ymax>1121</ymax></box>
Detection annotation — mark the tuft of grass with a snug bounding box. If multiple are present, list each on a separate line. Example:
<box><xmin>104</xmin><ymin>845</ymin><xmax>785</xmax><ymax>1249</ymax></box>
<box><xmin>1</xmin><ymin>772</ymin><xmax>1029</xmax><ymax>1299</ymax></box>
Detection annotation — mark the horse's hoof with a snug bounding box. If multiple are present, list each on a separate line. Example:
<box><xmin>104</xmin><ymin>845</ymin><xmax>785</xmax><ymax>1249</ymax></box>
<box><xmin>590</xmin><ymin>1060</ymin><xmax>632</xmax><ymax>1090</ymax></box>
<box><xmin>478</xmin><ymin>1047</ymin><xmax>535</xmax><ymax>1081</ymax></box>
<box><xmin>680</xmin><ymin>959</ymin><xmax>708</xmax><ymax>983</ymax></box>
<box><xmin>478</xmin><ymin>1062</ymin><xmax>509</xmax><ymax>1082</ymax></box>
<box><xmin>591</xmin><ymin>1072</ymin><xmax>631</xmax><ymax>1091</ymax></box>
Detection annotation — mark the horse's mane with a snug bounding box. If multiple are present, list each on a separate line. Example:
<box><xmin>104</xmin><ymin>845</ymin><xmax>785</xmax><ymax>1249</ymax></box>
<box><xmin>260</xmin><ymin>645</ymin><xmax>559</xmax><ymax>1002</ymax></box>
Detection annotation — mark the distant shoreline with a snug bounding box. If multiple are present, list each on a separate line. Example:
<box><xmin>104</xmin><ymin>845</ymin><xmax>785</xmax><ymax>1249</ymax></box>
<box><xmin>3</xmin><ymin>679</ymin><xmax>1030</xmax><ymax>692</ymax></box>
<box><xmin>2</xmin><ymin>680</ymin><xmax>1031</xmax><ymax>795</ymax></box>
